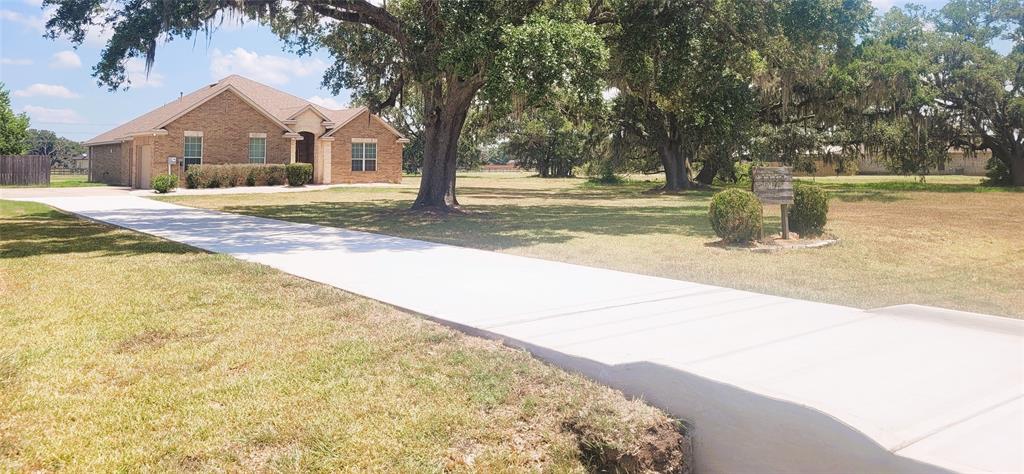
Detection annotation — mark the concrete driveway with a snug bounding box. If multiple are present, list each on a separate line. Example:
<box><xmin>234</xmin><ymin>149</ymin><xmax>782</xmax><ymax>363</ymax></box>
<box><xmin>0</xmin><ymin>186</ymin><xmax>131</xmax><ymax>199</ymax></box>
<box><xmin>11</xmin><ymin>194</ymin><xmax>1023</xmax><ymax>474</ymax></box>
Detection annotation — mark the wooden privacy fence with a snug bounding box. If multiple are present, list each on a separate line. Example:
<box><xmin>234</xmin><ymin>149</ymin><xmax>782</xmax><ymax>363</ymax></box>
<box><xmin>0</xmin><ymin>155</ymin><xmax>50</xmax><ymax>186</ymax></box>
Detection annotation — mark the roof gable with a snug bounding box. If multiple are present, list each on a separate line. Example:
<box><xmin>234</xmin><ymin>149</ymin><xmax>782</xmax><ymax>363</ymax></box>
<box><xmin>286</xmin><ymin>104</ymin><xmax>331</xmax><ymax>121</ymax></box>
<box><xmin>322</xmin><ymin>107</ymin><xmax>407</xmax><ymax>140</ymax></box>
<box><xmin>155</xmin><ymin>85</ymin><xmax>292</xmax><ymax>133</ymax></box>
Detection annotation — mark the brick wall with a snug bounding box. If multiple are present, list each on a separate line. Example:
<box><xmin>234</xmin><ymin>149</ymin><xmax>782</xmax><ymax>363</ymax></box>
<box><xmin>88</xmin><ymin>143</ymin><xmax>127</xmax><ymax>185</ymax></box>
<box><xmin>145</xmin><ymin>90</ymin><xmax>292</xmax><ymax>186</ymax></box>
<box><xmin>329</xmin><ymin>111</ymin><xmax>404</xmax><ymax>184</ymax></box>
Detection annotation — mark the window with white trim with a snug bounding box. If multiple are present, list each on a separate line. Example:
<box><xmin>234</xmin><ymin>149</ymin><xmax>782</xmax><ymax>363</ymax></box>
<box><xmin>351</xmin><ymin>140</ymin><xmax>377</xmax><ymax>172</ymax></box>
<box><xmin>248</xmin><ymin>133</ymin><xmax>267</xmax><ymax>164</ymax></box>
<box><xmin>183</xmin><ymin>131</ymin><xmax>203</xmax><ymax>169</ymax></box>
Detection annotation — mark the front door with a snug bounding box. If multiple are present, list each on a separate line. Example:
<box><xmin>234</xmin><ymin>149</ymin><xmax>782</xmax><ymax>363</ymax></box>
<box><xmin>136</xmin><ymin>144</ymin><xmax>152</xmax><ymax>189</ymax></box>
<box><xmin>296</xmin><ymin>132</ymin><xmax>315</xmax><ymax>165</ymax></box>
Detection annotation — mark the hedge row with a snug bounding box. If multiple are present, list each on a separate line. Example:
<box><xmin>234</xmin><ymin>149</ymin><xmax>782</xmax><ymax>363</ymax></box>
<box><xmin>185</xmin><ymin>164</ymin><xmax>290</xmax><ymax>189</ymax></box>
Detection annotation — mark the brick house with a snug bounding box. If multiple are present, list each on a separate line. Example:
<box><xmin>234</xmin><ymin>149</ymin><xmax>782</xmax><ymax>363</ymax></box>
<box><xmin>84</xmin><ymin>75</ymin><xmax>408</xmax><ymax>188</ymax></box>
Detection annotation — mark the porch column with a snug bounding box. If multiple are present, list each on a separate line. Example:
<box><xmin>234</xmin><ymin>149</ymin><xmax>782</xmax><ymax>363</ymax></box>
<box><xmin>289</xmin><ymin>138</ymin><xmax>297</xmax><ymax>164</ymax></box>
<box><xmin>321</xmin><ymin>137</ymin><xmax>334</xmax><ymax>184</ymax></box>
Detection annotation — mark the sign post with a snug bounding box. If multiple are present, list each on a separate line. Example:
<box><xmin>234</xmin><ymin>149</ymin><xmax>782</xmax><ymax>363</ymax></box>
<box><xmin>751</xmin><ymin>167</ymin><xmax>795</xmax><ymax>239</ymax></box>
<box><xmin>167</xmin><ymin>156</ymin><xmax>177</xmax><ymax>175</ymax></box>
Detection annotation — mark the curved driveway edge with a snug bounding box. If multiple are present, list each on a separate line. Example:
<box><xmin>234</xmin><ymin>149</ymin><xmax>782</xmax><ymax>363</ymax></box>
<box><xmin>12</xmin><ymin>195</ymin><xmax>1023</xmax><ymax>474</ymax></box>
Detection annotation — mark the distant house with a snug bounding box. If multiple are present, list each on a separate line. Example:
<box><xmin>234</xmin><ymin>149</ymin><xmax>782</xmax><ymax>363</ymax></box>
<box><xmin>778</xmin><ymin>148</ymin><xmax>992</xmax><ymax>177</ymax></box>
<box><xmin>480</xmin><ymin>161</ymin><xmax>520</xmax><ymax>172</ymax></box>
<box><xmin>71</xmin><ymin>155</ymin><xmax>89</xmax><ymax>171</ymax></box>
<box><xmin>855</xmin><ymin>149</ymin><xmax>990</xmax><ymax>176</ymax></box>
<box><xmin>84</xmin><ymin>75</ymin><xmax>409</xmax><ymax>188</ymax></box>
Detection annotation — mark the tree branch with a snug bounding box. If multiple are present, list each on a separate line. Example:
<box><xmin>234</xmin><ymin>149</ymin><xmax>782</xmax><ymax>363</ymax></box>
<box><xmin>585</xmin><ymin>0</ymin><xmax>614</xmax><ymax>25</ymax></box>
<box><xmin>372</xmin><ymin>74</ymin><xmax>405</xmax><ymax>113</ymax></box>
<box><xmin>300</xmin><ymin>0</ymin><xmax>407</xmax><ymax>47</ymax></box>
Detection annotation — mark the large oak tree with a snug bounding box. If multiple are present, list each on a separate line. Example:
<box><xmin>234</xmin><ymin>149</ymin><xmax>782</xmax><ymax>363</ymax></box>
<box><xmin>842</xmin><ymin>0</ymin><xmax>1023</xmax><ymax>185</ymax></box>
<box><xmin>606</xmin><ymin>0</ymin><xmax>871</xmax><ymax>191</ymax></box>
<box><xmin>45</xmin><ymin>0</ymin><xmax>606</xmax><ymax>211</ymax></box>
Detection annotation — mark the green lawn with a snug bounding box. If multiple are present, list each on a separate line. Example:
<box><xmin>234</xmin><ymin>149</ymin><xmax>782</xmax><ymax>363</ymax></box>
<box><xmin>0</xmin><ymin>174</ymin><xmax>106</xmax><ymax>188</ymax></box>
<box><xmin>162</xmin><ymin>173</ymin><xmax>1024</xmax><ymax>318</ymax></box>
<box><xmin>0</xmin><ymin>200</ymin><xmax>688</xmax><ymax>472</ymax></box>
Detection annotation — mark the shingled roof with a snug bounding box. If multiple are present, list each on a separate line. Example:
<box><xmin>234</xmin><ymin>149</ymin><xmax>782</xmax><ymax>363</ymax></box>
<box><xmin>84</xmin><ymin>75</ymin><xmax>368</xmax><ymax>145</ymax></box>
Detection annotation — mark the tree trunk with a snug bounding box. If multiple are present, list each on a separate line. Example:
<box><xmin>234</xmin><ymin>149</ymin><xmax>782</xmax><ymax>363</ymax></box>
<box><xmin>695</xmin><ymin>159</ymin><xmax>717</xmax><ymax>185</ymax></box>
<box><xmin>659</xmin><ymin>143</ymin><xmax>696</xmax><ymax>191</ymax></box>
<box><xmin>1011</xmin><ymin>151</ymin><xmax>1024</xmax><ymax>187</ymax></box>
<box><xmin>412</xmin><ymin>79</ymin><xmax>480</xmax><ymax>212</ymax></box>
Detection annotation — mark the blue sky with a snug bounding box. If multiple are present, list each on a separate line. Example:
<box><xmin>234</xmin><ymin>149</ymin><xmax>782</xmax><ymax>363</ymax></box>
<box><xmin>1</xmin><ymin>0</ymin><xmax>951</xmax><ymax>142</ymax></box>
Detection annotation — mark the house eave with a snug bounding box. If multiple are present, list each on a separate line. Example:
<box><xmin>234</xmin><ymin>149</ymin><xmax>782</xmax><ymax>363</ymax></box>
<box><xmin>84</xmin><ymin>139</ymin><xmax>125</xmax><ymax>146</ymax></box>
<box><xmin>125</xmin><ymin>129</ymin><xmax>169</xmax><ymax>138</ymax></box>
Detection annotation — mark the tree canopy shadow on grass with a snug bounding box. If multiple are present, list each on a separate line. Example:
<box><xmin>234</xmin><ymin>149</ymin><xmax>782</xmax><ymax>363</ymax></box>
<box><xmin>806</xmin><ymin>180</ymin><xmax>1022</xmax><ymax>202</ymax></box>
<box><xmin>0</xmin><ymin>207</ymin><xmax>196</xmax><ymax>259</ymax></box>
<box><xmin>217</xmin><ymin>199</ymin><xmax>718</xmax><ymax>251</ymax></box>
<box><xmin>822</xmin><ymin>189</ymin><xmax>909</xmax><ymax>203</ymax></box>
<box><xmin>456</xmin><ymin>186</ymin><xmax>669</xmax><ymax>201</ymax></box>
<box><xmin>826</xmin><ymin>181</ymin><xmax>1020</xmax><ymax>192</ymax></box>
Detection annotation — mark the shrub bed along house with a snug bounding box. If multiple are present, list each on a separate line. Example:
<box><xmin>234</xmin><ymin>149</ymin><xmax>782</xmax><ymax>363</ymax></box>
<box><xmin>185</xmin><ymin>164</ymin><xmax>287</xmax><ymax>189</ymax></box>
<box><xmin>708</xmin><ymin>188</ymin><xmax>763</xmax><ymax>243</ymax></box>
<box><xmin>788</xmin><ymin>184</ymin><xmax>829</xmax><ymax>237</ymax></box>
<box><xmin>286</xmin><ymin>163</ymin><xmax>313</xmax><ymax>186</ymax></box>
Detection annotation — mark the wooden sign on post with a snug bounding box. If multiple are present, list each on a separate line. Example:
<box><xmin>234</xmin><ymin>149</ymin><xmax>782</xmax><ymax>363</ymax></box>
<box><xmin>751</xmin><ymin>167</ymin><xmax>795</xmax><ymax>239</ymax></box>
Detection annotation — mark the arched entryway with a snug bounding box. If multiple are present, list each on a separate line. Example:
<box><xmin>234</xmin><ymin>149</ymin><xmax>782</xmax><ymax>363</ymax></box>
<box><xmin>296</xmin><ymin>132</ymin><xmax>315</xmax><ymax>167</ymax></box>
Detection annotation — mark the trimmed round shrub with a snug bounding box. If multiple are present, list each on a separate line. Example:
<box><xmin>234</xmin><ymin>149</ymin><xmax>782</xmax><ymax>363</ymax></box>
<box><xmin>708</xmin><ymin>189</ymin><xmax>763</xmax><ymax>243</ymax></box>
<box><xmin>788</xmin><ymin>184</ymin><xmax>829</xmax><ymax>237</ymax></box>
<box><xmin>286</xmin><ymin>163</ymin><xmax>313</xmax><ymax>186</ymax></box>
<box><xmin>151</xmin><ymin>173</ymin><xmax>178</xmax><ymax>194</ymax></box>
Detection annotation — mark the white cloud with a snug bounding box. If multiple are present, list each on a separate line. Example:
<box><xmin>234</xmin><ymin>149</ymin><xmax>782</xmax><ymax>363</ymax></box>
<box><xmin>2</xmin><ymin>6</ymin><xmax>111</xmax><ymax>47</ymax></box>
<box><xmin>1</xmin><ymin>57</ymin><xmax>33</xmax><ymax>66</ymax></box>
<box><xmin>125</xmin><ymin>58</ymin><xmax>165</xmax><ymax>88</ymax></box>
<box><xmin>22</xmin><ymin>105</ymin><xmax>84</xmax><ymax>124</ymax></box>
<box><xmin>13</xmin><ymin>83</ymin><xmax>79</xmax><ymax>98</ymax></box>
<box><xmin>210</xmin><ymin>47</ymin><xmax>326</xmax><ymax>85</ymax></box>
<box><xmin>0</xmin><ymin>9</ymin><xmax>43</xmax><ymax>32</ymax></box>
<box><xmin>81</xmin><ymin>22</ymin><xmax>113</xmax><ymax>47</ymax></box>
<box><xmin>50</xmin><ymin>50</ymin><xmax>81</xmax><ymax>69</ymax></box>
<box><xmin>308</xmin><ymin>95</ymin><xmax>347</xmax><ymax>110</ymax></box>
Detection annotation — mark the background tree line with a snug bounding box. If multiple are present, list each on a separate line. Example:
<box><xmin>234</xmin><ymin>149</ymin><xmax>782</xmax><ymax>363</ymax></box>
<box><xmin>366</xmin><ymin>0</ymin><xmax>1021</xmax><ymax>188</ymax></box>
